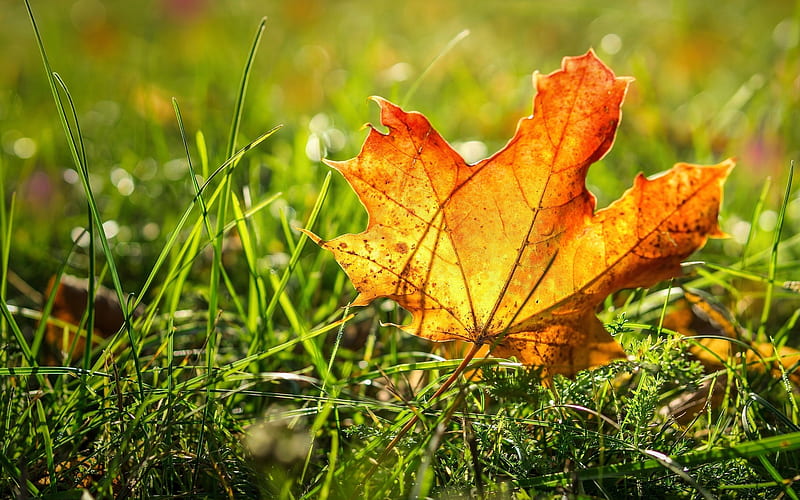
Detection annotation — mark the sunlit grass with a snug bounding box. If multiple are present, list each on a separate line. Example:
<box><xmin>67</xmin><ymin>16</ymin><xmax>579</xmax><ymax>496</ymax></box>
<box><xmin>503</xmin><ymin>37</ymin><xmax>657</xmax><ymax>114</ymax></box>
<box><xmin>1</xmin><ymin>1</ymin><xmax>799</xmax><ymax>498</ymax></box>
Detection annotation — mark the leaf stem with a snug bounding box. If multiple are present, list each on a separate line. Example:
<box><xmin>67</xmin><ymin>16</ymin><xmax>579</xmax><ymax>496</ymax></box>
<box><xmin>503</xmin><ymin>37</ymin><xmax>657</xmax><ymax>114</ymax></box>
<box><xmin>364</xmin><ymin>341</ymin><xmax>483</xmax><ymax>481</ymax></box>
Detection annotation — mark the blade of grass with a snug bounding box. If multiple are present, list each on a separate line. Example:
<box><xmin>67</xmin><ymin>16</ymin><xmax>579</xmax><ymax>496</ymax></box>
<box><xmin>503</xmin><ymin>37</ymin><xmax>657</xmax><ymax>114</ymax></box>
<box><xmin>364</xmin><ymin>342</ymin><xmax>484</xmax><ymax>481</ymax></box>
<box><xmin>0</xmin><ymin>452</ymin><xmax>38</xmax><ymax>497</ymax></box>
<box><xmin>256</xmin><ymin>171</ymin><xmax>332</xmax><ymax>354</ymax></box>
<box><xmin>757</xmin><ymin>161</ymin><xmax>793</xmax><ymax>341</ymax></box>
<box><xmin>25</xmin><ymin>0</ymin><xmax>144</xmax><ymax>397</ymax></box>
<box><xmin>0</xmin><ymin>169</ymin><xmax>11</xmax><ymax>310</ymax></box>
<box><xmin>267</xmin><ymin>271</ymin><xmax>327</xmax><ymax>377</ymax></box>
<box><xmin>741</xmin><ymin>176</ymin><xmax>772</xmax><ymax>269</ymax></box>
<box><xmin>173</xmin><ymin>98</ymin><xmax>214</xmax><ymax>249</ymax></box>
<box><xmin>132</xmin><ymin>126</ymin><xmax>281</xmax><ymax>324</ymax></box>
<box><xmin>0</xmin><ymin>366</ymin><xmax>111</xmax><ymax>377</ymax></box>
<box><xmin>0</xmin><ymin>174</ymin><xmax>14</xmax><ymax>367</ymax></box>
<box><xmin>318</xmin><ymin>429</ymin><xmax>339</xmax><ymax>500</ymax></box>
<box><xmin>55</xmin><ymin>70</ymin><xmax>143</xmax><ymax>395</ymax></box>
<box><xmin>299</xmin><ymin>305</ymin><xmax>353</xmax><ymax>485</ymax></box>
<box><xmin>34</xmin><ymin>398</ymin><xmax>55</xmax><ymax>491</ymax></box>
<box><xmin>82</xmin><ymin>206</ymin><xmax>96</xmax><ymax>374</ymax></box>
<box><xmin>226</xmin><ymin>16</ymin><xmax>267</xmax><ymax>157</ymax></box>
<box><xmin>54</xmin><ymin>71</ymin><xmax>98</xmax><ymax>376</ymax></box>
<box><xmin>220</xmin><ymin>263</ymin><xmax>248</xmax><ymax>321</ymax></box>
<box><xmin>230</xmin><ymin>192</ymin><xmax>268</xmax><ymax>329</ymax></box>
<box><xmin>401</xmin><ymin>29</ymin><xmax>470</xmax><ymax>107</ymax></box>
<box><xmin>0</xmin><ymin>297</ymin><xmax>36</xmax><ymax>366</ymax></box>
<box><xmin>166</xmin><ymin>98</ymin><xmax>213</xmax><ymax>490</ymax></box>
<box><xmin>193</xmin><ymin>17</ymin><xmax>268</xmax><ymax>490</ymax></box>
<box><xmin>742</xmin><ymin>395</ymin><xmax>800</xmax><ymax>500</ymax></box>
<box><xmin>172</xmin><ymin>315</ymin><xmax>352</xmax><ymax>393</ymax></box>
<box><xmin>279</xmin><ymin>209</ymin><xmax>308</xmax><ymax>291</ymax></box>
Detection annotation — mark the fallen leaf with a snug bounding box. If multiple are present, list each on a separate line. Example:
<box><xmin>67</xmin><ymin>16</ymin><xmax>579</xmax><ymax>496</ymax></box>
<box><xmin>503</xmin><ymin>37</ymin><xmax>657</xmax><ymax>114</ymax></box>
<box><xmin>661</xmin><ymin>291</ymin><xmax>800</xmax><ymax>424</ymax></box>
<box><xmin>34</xmin><ymin>454</ymin><xmax>108</xmax><ymax>490</ymax></box>
<box><xmin>664</xmin><ymin>290</ymin><xmax>800</xmax><ymax>384</ymax></box>
<box><xmin>41</xmin><ymin>274</ymin><xmax>140</xmax><ymax>365</ymax></box>
<box><xmin>309</xmin><ymin>50</ymin><xmax>732</xmax><ymax>377</ymax></box>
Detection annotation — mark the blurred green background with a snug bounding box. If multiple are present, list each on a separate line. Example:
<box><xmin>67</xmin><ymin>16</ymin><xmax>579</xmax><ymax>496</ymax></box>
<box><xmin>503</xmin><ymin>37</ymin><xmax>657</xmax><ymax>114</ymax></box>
<box><xmin>2</xmin><ymin>0</ymin><xmax>798</xmax><ymax>296</ymax></box>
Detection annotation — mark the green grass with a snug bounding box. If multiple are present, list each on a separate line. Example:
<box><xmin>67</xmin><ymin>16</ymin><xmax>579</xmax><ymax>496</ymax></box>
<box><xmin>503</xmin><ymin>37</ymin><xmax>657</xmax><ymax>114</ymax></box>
<box><xmin>2</xmin><ymin>1</ymin><xmax>800</xmax><ymax>498</ymax></box>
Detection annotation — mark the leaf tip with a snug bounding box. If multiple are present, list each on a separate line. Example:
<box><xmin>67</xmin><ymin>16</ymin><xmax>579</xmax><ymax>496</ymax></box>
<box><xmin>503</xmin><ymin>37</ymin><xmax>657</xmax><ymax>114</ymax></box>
<box><xmin>721</xmin><ymin>157</ymin><xmax>736</xmax><ymax>174</ymax></box>
<box><xmin>297</xmin><ymin>228</ymin><xmax>323</xmax><ymax>245</ymax></box>
<box><xmin>321</xmin><ymin>157</ymin><xmax>344</xmax><ymax>171</ymax></box>
<box><xmin>367</xmin><ymin>95</ymin><xmax>388</xmax><ymax>106</ymax></box>
<box><xmin>366</xmin><ymin>95</ymin><xmax>408</xmax><ymax>132</ymax></box>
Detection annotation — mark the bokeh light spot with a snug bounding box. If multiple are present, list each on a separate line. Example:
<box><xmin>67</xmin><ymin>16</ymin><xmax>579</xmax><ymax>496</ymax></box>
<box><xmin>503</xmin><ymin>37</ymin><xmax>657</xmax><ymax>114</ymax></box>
<box><xmin>773</xmin><ymin>19</ymin><xmax>799</xmax><ymax>49</ymax></box>
<box><xmin>71</xmin><ymin>227</ymin><xmax>91</xmax><ymax>247</ymax></box>
<box><xmin>600</xmin><ymin>34</ymin><xmax>622</xmax><ymax>55</ymax></box>
<box><xmin>305</xmin><ymin>134</ymin><xmax>323</xmax><ymax>162</ymax></box>
<box><xmin>13</xmin><ymin>137</ymin><xmax>37</xmax><ymax>159</ymax></box>
<box><xmin>381</xmin><ymin>62</ymin><xmax>413</xmax><ymax>83</ymax></box>
<box><xmin>103</xmin><ymin>220</ymin><xmax>120</xmax><ymax>239</ymax></box>
<box><xmin>758</xmin><ymin>210</ymin><xmax>778</xmax><ymax>232</ymax></box>
<box><xmin>454</xmin><ymin>141</ymin><xmax>488</xmax><ymax>165</ymax></box>
<box><xmin>164</xmin><ymin>158</ymin><xmax>189</xmax><ymax>181</ymax></box>
<box><xmin>142</xmin><ymin>222</ymin><xmax>160</xmax><ymax>241</ymax></box>
<box><xmin>63</xmin><ymin>169</ymin><xmax>80</xmax><ymax>184</ymax></box>
<box><xmin>111</xmin><ymin>167</ymin><xmax>135</xmax><ymax>196</ymax></box>
<box><xmin>729</xmin><ymin>219</ymin><xmax>751</xmax><ymax>245</ymax></box>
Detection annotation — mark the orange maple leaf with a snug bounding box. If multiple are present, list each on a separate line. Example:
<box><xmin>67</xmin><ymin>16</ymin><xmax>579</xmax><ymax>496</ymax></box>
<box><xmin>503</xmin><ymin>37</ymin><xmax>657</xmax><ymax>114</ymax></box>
<box><xmin>308</xmin><ymin>50</ymin><xmax>732</xmax><ymax>378</ymax></box>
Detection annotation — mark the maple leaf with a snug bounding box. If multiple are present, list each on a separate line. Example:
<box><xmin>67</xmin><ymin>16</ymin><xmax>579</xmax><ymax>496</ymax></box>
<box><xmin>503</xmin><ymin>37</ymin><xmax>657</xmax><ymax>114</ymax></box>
<box><xmin>308</xmin><ymin>50</ymin><xmax>732</xmax><ymax>377</ymax></box>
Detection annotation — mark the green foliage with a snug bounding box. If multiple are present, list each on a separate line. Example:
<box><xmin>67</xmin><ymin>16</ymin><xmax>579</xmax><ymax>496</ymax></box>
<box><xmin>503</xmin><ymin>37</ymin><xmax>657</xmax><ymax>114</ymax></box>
<box><xmin>2</xmin><ymin>1</ymin><xmax>800</xmax><ymax>499</ymax></box>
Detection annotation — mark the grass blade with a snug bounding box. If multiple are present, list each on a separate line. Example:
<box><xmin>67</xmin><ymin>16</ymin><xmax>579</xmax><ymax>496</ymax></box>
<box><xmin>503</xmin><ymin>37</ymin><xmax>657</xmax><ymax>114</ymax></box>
<box><xmin>227</xmin><ymin>16</ymin><xmax>267</xmax><ymax>157</ymax></box>
<box><xmin>757</xmin><ymin>161</ymin><xmax>793</xmax><ymax>340</ymax></box>
<box><xmin>401</xmin><ymin>29</ymin><xmax>470</xmax><ymax>107</ymax></box>
<box><xmin>193</xmin><ymin>17</ymin><xmax>270</xmax><ymax>490</ymax></box>
<box><xmin>25</xmin><ymin>0</ymin><xmax>144</xmax><ymax>397</ymax></box>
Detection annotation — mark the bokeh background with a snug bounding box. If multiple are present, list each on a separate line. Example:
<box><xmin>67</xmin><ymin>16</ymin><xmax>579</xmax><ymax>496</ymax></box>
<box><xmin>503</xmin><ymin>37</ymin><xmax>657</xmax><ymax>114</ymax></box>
<box><xmin>2</xmin><ymin>0</ymin><xmax>798</xmax><ymax>294</ymax></box>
